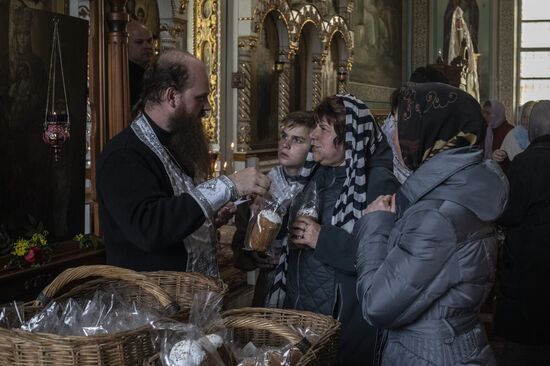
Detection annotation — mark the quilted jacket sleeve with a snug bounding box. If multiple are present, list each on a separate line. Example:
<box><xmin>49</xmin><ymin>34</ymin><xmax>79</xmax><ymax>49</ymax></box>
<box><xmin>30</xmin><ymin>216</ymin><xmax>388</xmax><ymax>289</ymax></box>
<box><xmin>354</xmin><ymin>208</ymin><xmax>458</xmax><ymax>329</ymax></box>
<box><xmin>315</xmin><ymin>225</ymin><xmax>357</xmax><ymax>274</ymax></box>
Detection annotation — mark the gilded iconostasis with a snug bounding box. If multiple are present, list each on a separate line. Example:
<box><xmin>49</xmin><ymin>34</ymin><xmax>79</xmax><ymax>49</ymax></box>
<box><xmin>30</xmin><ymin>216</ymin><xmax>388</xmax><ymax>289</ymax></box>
<box><xmin>0</xmin><ymin>0</ymin><xmax>518</xmax><ymax>235</ymax></box>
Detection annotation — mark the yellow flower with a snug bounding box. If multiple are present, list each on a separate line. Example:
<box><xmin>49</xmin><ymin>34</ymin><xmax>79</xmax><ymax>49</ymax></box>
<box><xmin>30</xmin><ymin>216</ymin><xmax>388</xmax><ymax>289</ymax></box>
<box><xmin>11</xmin><ymin>239</ymin><xmax>30</xmax><ymax>257</ymax></box>
<box><xmin>73</xmin><ymin>233</ymin><xmax>84</xmax><ymax>241</ymax></box>
<box><xmin>31</xmin><ymin>233</ymin><xmax>48</xmax><ymax>247</ymax></box>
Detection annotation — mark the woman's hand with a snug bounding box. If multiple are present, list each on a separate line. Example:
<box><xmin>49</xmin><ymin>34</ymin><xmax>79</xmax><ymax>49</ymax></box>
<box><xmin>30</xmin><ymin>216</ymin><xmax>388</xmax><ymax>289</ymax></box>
<box><xmin>290</xmin><ymin>216</ymin><xmax>321</xmax><ymax>249</ymax></box>
<box><xmin>213</xmin><ymin>202</ymin><xmax>237</xmax><ymax>228</ymax></box>
<box><xmin>492</xmin><ymin>149</ymin><xmax>508</xmax><ymax>162</ymax></box>
<box><xmin>252</xmin><ymin>252</ymin><xmax>279</xmax><ymax>269</ymax></box>
<box><xmin>364</xmin><ymin>194</ymin><xmax>396</xmax><ymax>214</ymax></box>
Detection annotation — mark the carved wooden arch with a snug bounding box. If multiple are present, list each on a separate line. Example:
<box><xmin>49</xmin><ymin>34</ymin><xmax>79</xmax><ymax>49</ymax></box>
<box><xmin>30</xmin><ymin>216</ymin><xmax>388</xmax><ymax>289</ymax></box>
<box><xmin>324</xmin><ymin>15</ymin><xmax>352</xmax><ymax>62</ymax></box>
<box><xmin>256</xmin><ymin>9</ymin><xmax>293</xmax><ymax>129</ymax></box>
<box><xmin>327</xmin><ymin>30</ymin><xmax>351</xmax><ymax>94</ymax></box>
<box><xmin>252</xmin><ymin>0</ymin><xmax>294</xmax><ymax>36</ymax></box>
<box><xmin>292</xmin><ymin>5</ymin><xmax>324</xmax><ymax>108</ymax></box>
<box><xmin>292</xmin><ymin>4</ymin><xmax>324</xmax><ymax>51</ymax></box>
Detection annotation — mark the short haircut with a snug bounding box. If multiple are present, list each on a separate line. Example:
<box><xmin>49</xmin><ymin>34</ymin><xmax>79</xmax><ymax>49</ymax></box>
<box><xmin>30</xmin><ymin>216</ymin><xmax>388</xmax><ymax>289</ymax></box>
<box><xmin>409</xmin><ymin>65</ymin><xmax>450</xmax><ymax>84</ymax></box>
<box><xmin>140</xmin><ymin>49</ymin><xmax>194</xmax><ymax>106</ymax></box>
<box><xmin>281</xmin><ymin>111</ymin><xmax>316</xmax><ymax>130</ymax></box>
<box><xmin>313</xmin><ymin>96</ymin><xmax>346</xmax><ymax>146</ymax></box>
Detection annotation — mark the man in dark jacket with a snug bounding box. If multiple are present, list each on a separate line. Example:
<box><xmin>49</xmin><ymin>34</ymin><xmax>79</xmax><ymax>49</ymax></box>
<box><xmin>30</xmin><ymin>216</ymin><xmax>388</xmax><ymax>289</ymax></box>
<box><xmin>128</xmin><ymin>21</ymin><xmax>153</xmax><ymax>108</ymax></box>
<box><xmin>495</xmin><ymin>100</ymin><xmax>550</xmax><ymax>365</ymax></box>
<box><xmin>97</xmin><ymin>50</ymin><xmax>269</xmax><ymax>275</ymax></box>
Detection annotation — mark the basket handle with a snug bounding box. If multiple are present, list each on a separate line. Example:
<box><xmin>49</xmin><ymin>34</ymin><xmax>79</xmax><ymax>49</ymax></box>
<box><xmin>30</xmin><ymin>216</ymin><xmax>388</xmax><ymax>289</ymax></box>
<box><xmin>211</xmin><ymin>316</ymin><xmax>312</xmax><ymax>354</ymax></box>
<box><xmin>34</xmin><ymin>265</ymin><xmax>180</xmax><ymax>316</ymax></box>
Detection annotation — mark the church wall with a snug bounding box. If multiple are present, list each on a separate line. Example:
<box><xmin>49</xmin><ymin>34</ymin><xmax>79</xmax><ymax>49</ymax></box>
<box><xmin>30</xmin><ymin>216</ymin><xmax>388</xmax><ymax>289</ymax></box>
<box><xmin>412</xmin><ymin>0</ymin><xmax>518</xmax><ymax>118</ymax></box>
<box><xmin>431</xmin><ymin>0</ymin><xmax>494</xmax><ymax>103</ymax></box>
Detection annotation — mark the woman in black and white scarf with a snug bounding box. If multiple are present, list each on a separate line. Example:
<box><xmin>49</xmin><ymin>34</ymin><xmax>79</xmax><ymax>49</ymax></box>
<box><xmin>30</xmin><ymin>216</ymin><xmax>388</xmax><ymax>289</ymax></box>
<box><xmin>284</xmin><ymin>94</ymin><xmax>399</xmax><ymax>365</ymax></box>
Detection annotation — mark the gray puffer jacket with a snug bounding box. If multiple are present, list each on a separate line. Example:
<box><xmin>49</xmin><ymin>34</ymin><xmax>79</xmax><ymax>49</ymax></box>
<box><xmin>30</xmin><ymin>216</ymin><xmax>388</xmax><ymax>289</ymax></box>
<box><xmin>354</xmin><ymin>147</ymin><xmax>508</xmax><ymax>366</ymax></box>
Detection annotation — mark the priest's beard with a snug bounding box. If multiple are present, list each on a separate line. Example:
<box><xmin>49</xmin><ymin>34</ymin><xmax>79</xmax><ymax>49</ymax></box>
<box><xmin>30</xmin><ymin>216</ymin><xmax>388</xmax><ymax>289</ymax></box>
<box><xmin>167</xmin><ymin>108</ymin><xmax>211</xmax><ymax>182</ymax></box>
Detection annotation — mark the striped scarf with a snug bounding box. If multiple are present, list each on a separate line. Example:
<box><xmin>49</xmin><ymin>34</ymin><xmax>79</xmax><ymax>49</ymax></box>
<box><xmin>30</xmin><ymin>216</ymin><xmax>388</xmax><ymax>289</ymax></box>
<box><xmin>266</xmin><ymin>163</ymin><xmax>316</xmax><ymax>308</ymax></box>
<box><xmin>267</xmin><ymin>94</ymin><xmax>381</xmax><ymax>307</ymax></box>
<box><xmin>333</xmin><ymin>94</ymin><xmax>383</xmax><ymax>233</ymax></box>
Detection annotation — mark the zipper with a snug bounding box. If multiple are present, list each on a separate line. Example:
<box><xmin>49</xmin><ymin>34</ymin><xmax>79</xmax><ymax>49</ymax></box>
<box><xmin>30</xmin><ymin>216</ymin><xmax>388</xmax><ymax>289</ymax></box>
<box><xmin>294</xmin><ymin>249</ymin><xmax>302</xmax><ymax>308</ymax></box>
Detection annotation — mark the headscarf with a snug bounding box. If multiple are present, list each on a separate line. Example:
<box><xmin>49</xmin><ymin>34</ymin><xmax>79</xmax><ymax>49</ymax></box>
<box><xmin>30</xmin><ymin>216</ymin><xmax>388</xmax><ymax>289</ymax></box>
<box><xmin>381</xmin><ymin>113</ymin><xmax>413</xmax><ymax>183</ymax></box>
<box><xmin>332</xmin><ymin>94</ymin><xmax>384</xmax><ymax>233</ymax></box>
<box><xmin>484</xmin><ymin>99</ymin><xmax>506</xmax><ymax>158</ymax></box>
<box><xmin>528</xmin><ymin>100</ymin><xmax>550</xmax><ymax>142</ymax></box>
<box><xmin>514</xmin><ymin>101</ymin><xmax>536</xmax><ymax>150</ymax></box>
<box><xmin>396</xmin><ymin>82</ymin><xmax>485</xmax><ymax>171</ymax></box>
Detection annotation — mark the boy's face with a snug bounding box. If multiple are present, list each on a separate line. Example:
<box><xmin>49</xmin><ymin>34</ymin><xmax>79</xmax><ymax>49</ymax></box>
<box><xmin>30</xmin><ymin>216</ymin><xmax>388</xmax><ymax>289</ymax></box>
<box><xmin>278</xmin><ymin>125</ymin><xmax>311</xmax><ymax>171</ymax></box>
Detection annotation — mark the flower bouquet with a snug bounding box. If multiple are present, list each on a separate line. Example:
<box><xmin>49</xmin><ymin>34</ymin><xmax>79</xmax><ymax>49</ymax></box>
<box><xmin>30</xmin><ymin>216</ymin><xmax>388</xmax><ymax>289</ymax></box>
<box><xmin>9</xmin><ymin>230</ymin><xmax>53</xmax><ymax>269</ymax></box>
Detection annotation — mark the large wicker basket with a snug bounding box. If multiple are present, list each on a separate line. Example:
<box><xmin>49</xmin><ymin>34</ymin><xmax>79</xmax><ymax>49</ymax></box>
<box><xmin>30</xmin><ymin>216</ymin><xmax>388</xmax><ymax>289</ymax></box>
<box><xmin>0</xmin><ymin>265</ymin><xmax>226</xmax><ymax>365</ymax></box>
<box><xmin>147</xmin><ymin>307</ymin><xmax>340</xmax><ymax>366</ymax></box>
<box><xmin>222</xmin><ymin>307</ymin><xmax>340</xmax><ymax>366</ymax></box>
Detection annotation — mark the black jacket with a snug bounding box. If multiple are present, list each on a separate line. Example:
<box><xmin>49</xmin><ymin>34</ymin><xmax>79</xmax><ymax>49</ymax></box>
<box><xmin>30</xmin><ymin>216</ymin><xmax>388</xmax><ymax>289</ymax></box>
<box><xmin>495</xmin><ymin>135</ymin><xmax>550</xmax><ymax>345</ymax></box>
<box><xmin>97</xmin><ymin>117</ymin><xmax>205</xmax><ymax>271</ymax></box>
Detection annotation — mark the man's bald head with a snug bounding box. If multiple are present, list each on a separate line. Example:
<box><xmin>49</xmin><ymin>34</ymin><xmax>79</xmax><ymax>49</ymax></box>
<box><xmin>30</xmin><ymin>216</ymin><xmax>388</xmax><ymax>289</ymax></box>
<box><xmin>140</xmin><ymin>49</ymin><xmax>208</xmax><ymax>107</ymax></box>
<box><xmin>128</xmin><ymin>21</ymin><xmax>153</xmax><ymax>67</ymax></box>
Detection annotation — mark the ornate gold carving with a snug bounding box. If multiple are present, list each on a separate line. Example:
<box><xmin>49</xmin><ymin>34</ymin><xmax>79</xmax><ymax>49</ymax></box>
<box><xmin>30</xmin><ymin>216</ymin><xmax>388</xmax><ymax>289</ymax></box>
<box><xmin>279</xmin><ymin>63</ymin><xmax>290</xmax><ymax>126</ymax></box>
<box><xmin>160</xmin><ymin>22</ymin><xmax>184</xmax><ymax>38</ymax></box>
<box><xmin>311</xmin><ymin>56</ymin><xmax>323</xmax><ymax>106</ymax></box>
<box><xmin>194</xmin><ymin>0</ymin><xmax>220</xmax><ymax>144</ymax></box>
<box><xmin>337</xmin><ymin>64</ymin><xmax>348</xmax><ymax>94</ymax></box>
<box><xmin>293</xmin><ymin>4</ymin><xmax>324</xmax><ymax>45</ymax></box>
<box><xmin>238</xmin><ymin>36</ymin><xmax>258</xmax><ymax>50</ymax></box>
<box><xmin>412</xmin><ymin>0</ymin><xmax>429</xmax><ymax>70</ymax></box>
<box><xmin>252</xmin><ymin>0</ymin><xmax>294</xmax><ymax>35</ymax></box>
<box><xmin>498</xmin><ymin>0</ymin><xmax>516</xmax><ymax>118</ymax></box>
<box><xmin>237</xmin><ymin>48</ymin><xmax>253</xmax><ymax>151</ymax></box>
<box><xmin>178</xmin><ymin>0</ymin><xmax>187</xmax><ymax>14</ymax></box>
<box><xmin>325</xmin><ymin>15</ymin><xmax>353</xmax><ymax>54</ymax></box>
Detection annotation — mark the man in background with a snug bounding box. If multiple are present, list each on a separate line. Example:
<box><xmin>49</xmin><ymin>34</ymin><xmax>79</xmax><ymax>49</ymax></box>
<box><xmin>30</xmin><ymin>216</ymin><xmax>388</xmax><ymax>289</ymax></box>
<box><xmin>128</xmin><ymin>21</ymin><xmax>153</xmax><ymax>108</ymax></box>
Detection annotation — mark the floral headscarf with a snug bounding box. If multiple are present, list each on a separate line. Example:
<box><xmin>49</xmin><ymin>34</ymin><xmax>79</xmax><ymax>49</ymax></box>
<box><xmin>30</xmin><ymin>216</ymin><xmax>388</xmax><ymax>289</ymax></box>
<box><xmin>396</xmin><ymin>82</ymin><xmax>486</xmax><ymax>171</ymax></box>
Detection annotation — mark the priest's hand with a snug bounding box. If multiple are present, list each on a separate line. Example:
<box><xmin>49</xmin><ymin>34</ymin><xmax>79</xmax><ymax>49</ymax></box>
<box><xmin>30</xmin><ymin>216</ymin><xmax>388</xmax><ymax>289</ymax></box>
<box><xmin>229</xmin><ymin>168</ymin><xmax>271</xmax><ymax>197</ymax></box>
<box><xmin>213</xmin><ymin>202</ymin><xmax>236</xmax><ymax>228</ymax></box>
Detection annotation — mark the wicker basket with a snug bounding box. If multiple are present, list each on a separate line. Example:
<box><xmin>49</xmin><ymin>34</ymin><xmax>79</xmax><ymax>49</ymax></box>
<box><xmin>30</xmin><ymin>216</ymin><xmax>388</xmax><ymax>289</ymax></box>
<box><xmin>0</xmin><ymin>265</ymin><xmax>226</xmax><ymax>365</ymax></box>
<box><xmin>47</xmin><ymin>269</ymin><xmax>227</xmax><ymax>322</ymax></box>
<box><xmin>147</xmin><ymin>307</ymin><xmax>340</xmax><ymax>366</ymax></box>
<box><xmin>222</xmin><ymin>307</ymin><xmax>340</xmax><ymax>366</ymax></box>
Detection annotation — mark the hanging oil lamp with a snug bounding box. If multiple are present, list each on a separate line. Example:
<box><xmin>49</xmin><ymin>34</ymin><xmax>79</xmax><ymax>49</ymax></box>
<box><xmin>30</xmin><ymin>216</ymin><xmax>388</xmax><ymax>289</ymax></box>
<box><xmin>42</xmin><ymin>18</ymin><xmax>70</xmax><ymax>162</ymax></box>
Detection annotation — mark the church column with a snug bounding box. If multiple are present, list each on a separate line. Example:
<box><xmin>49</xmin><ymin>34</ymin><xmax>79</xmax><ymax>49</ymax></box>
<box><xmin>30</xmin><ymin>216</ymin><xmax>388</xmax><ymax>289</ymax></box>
<box><xmin>236</xmin><ymin>36</ymin><xmax>256</xmax><ymax>152</ymax></box>
<box><xmin>106</xmin><ymin>0</ymin><xmax>130</xmax><ymax>139</ymax></box>
<box><xmin>277</xmin><ymin>49</ymin><xmax>291</xmax><ymax>125</ymax></box>
<box><xmin>311</xmin><ymin>54</ymin><xmax>324</xmax><ymax>107</ymax></box>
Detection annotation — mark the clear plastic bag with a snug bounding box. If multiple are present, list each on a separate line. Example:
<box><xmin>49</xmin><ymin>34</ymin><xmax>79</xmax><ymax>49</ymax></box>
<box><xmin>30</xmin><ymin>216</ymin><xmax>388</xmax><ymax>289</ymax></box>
<box><xmin>288</xmin><ymin>182</ymin><xmax>319</xmax><ymax>247</ymax></box>
<box><xmin>151</xmin><ymin>290</ymin><xmax>233</xmax><ymax>366</ymax></box>
<box><xmin>0</xmin><ymin>301</ymin><xmax>25</xmax><ymax>329</ymax></box>
<box><xmin>244</xmin><ymin>200</ymin><xmax>285</xmax><ymax>252</ymax></box>
<box><xmin>234</xmin><ymin>341</ymin><xmax>303</xmax><ymax>366</ymax></box>
<box><xmin>21</xmin><ymin>286</ymin><xmax>161</xmax><ymax>336</ymax></box>
<box><xmin>151</xmin><ymin>321</ymin><xmax>227</xmax><ymax>366</ymax></box>
<box><xmin>244</xmin><ymin>169</ymin><xmax>303</xmax><ymax>252</ymax></box>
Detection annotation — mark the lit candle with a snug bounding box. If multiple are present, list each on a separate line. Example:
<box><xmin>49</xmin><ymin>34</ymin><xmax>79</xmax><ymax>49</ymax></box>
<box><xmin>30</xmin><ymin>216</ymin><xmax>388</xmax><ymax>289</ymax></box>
<box><xmin>223</xmin><ymin>161</ymin><xmax>227</xmax><ymax>175</ymax></box>
<box><xmin>230</xmin><ymin>142</ymin><xmax>235</xmax><ymax>151</ymax></box>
